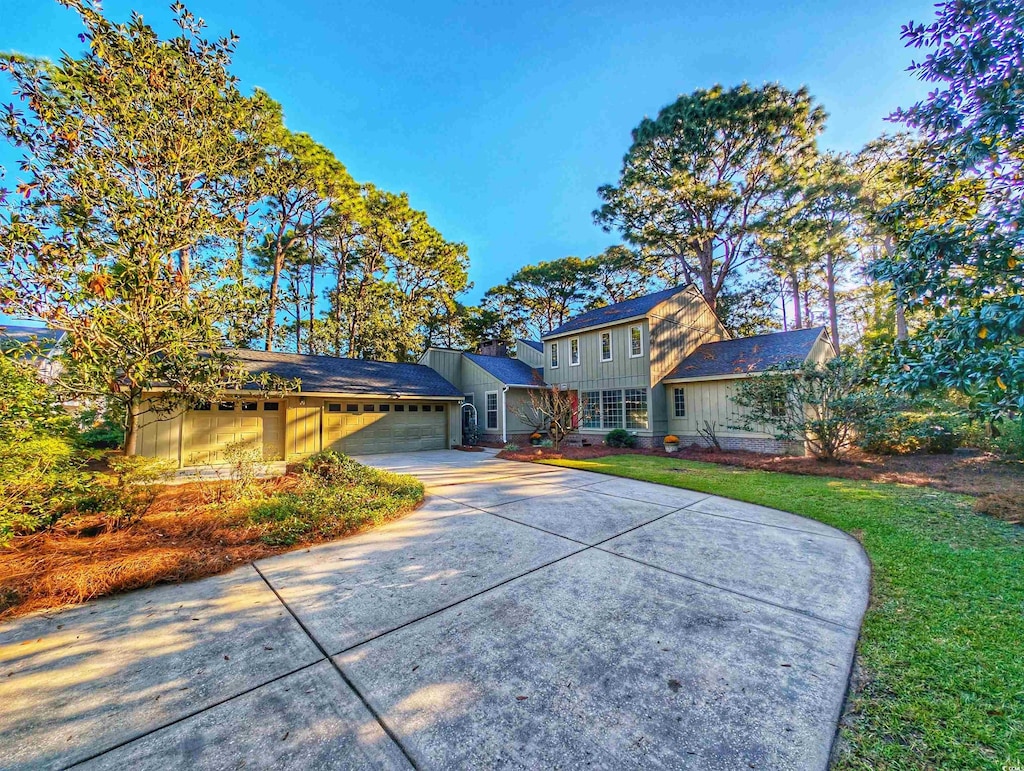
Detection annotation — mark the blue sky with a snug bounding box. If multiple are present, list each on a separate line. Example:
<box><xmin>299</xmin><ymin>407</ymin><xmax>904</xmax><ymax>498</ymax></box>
<box><xmin>2</xmin><ymin>0</ymin><xmax>931</xmax><ymax>310</ymax></box>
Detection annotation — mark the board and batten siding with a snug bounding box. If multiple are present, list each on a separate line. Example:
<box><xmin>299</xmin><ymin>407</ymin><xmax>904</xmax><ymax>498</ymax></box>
<box><xmin>135</xmin><ymin>400</ymin><xmax>183</xmax><ymax>463</ymax></box>
<box><xmin>666</xmin><ymin>379</ymin><xmax>777</xmax><ymax>440</ymax></box>
<box><xmin>648</xmin><ymin>285</ymin><xmax>730</xmax><ymax>386</ymax></box>
<box><xmin>459</xmin><ymin>357</ymin><xmax>536</xmax><ymax>436</ymax></box>
<box><xmin>515</xmin><ymin>343</ymin><xmax>544</xmax><ymax>370</ymax></box>
<box><xmin>418</xmin><ymin>348</ymin><xmax>463</xmax><ymax>390</ymax></box>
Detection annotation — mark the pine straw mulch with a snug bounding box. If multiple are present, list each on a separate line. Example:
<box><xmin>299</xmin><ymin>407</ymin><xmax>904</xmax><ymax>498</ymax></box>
<box><xmin>0</xmin><ymin>473</ymin><xmax>413</xmax><ymax>621</ymax></box>
<box><xmin>498</xmin><ymin>444</ymin><xmax>1024</xmax><ymax>523</ymax></box>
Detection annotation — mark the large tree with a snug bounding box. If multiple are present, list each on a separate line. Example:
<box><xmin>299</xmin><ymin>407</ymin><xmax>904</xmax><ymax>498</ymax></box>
<box><xmin>595</xmin><ymin>83</ymin><xmax>826</xmax><ymax>309</ymax></box>
<box><xmin>0</xmin><ymin>1</ymin><xmax>287</xmax><ymax>453</ymax></box>
<box><xmin>877</xmin><ymin>0</ymin><xmax>1023</xmax><ymax>420</ymax></box>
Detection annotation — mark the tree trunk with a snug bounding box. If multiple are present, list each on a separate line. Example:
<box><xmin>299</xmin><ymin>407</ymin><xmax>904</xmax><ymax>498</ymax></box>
<box><xmin>789</xmin><ymin>270</ymin><xmax>802</xmax><ymax>328</ymax></box>
<box><xmin>825</xmin><ymin>253</ymin><xmax>840</xmax><ymax>353</ymax></box>
<box><xmin>780</xmin><ymin>276</ymin><xmax>789</xmax><ymax>331</ymax></box>
<box><xmin>308</xmin><ymin>262</ymin><xmax>317</xmax><ymax>354</ymax></box>
<box><xmin>123</xmin><ymin>399</ymin><xmax>140</xmax><ymax>456</ymax></box>
<box><xmin>265</xmin><ymin>248</ymin><xmax>284</xmax><ymax>351</ymax></box>
<box><xmin>895</xmin><ymin>298</ymin><xmax>908</xmax><ymax>341</ymax></box>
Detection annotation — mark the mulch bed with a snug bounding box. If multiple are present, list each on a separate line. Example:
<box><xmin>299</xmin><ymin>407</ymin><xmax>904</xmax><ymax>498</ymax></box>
<box><xmin>498</xmin><ymin>444</ymin><xmax>1024</xmax><ymax>521</ymax></box>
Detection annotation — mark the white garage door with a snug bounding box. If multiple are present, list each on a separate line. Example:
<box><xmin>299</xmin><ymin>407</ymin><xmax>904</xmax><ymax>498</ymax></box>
<box><xmin>323</xmin><ymin>401</ymin><xmax>447</xmax><ymax>455</ymax></box>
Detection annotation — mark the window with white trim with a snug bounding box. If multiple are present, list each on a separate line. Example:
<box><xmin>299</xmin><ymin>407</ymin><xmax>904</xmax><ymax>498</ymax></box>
<box><xmin>485</xmin><ymin>391</ymin><xmax>499</xmax><ymax>430</ymax></box>
<box><xmin>629</xmin><ymin>325</ymin><xmax>643</xmax><ymax>358</ymax></box>
<box><xmin>673</xmin><ymin>387</ymin><xmax>686</xmax><ymax>418</ymax></box>
<box><xmin>570</xmin><ymin>337</ymin><xmax>580</xmax><ymax>366</ymax></box>
<box><xmin>581</xmin><ymin>391</ymin><xmax>601</xmax><ymax>428</ymax></box>
<box><xmin>624</xmin><ymin>388</ymin><xmax>648</xmax><ymax>429</ymax></box>
<box><xmin>600</xmin><ymin>331</ymin><xmax>612</xmax><ymax>362</ymax></box>
<box><xmin>601</xmin><ymin>390</ymin><xmax>623</xmax><ymax>428</ymax></box>
<box><xmin>550</xmin><ymin>342</ymin><xmax>559</xmax><ymax>369</ymax></box>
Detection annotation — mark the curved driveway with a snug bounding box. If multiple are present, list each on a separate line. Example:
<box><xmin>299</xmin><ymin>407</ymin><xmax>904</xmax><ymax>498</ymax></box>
<box><xmin>0</xmin><ymin>449</ymin><xmax>869</xmax><ymax>770</ymax></box>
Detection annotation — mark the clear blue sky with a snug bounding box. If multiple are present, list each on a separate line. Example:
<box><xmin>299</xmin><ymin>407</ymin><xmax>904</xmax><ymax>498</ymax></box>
<box><xmin>2</xmin><ymin>0</ymin><xmax>931</xmax><ymax>308</ymax></box>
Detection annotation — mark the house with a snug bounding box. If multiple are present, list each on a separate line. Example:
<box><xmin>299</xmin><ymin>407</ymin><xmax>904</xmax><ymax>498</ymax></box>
<box><xmin>0</xmin><ymin>324</ymin><xmax>66</xmax><ymax>382</ymax></box>
<box><xmin>131</xmin><ymin>284</ymin><xmax>833</xmax><ymax>466</ymax></box>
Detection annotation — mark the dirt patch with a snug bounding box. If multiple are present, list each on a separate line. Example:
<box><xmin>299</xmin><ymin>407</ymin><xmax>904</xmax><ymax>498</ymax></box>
<box><xmin>498</xmin><ymin>445</ymin><xmax>1024</xmax><ymax>501</ymax></box>
<box><xmin>0</xmin><ymin>473</ymin><xmax>418</xmax><ymax>621</ymax></box>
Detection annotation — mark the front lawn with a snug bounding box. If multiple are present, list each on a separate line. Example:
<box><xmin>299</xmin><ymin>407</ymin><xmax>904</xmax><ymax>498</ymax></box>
<box><xmin>0</xmin><ymin>452</ymin><xmax>423</xmax><ymax>620</ymax></box>
<box><xmin>542</xmin><ymin>454</ymin><xmax>1023</xmax><ymax>770</ymax></box>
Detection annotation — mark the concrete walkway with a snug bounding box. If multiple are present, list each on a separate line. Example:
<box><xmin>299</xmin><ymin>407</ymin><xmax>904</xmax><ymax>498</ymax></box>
<box><xmin>0</xmin><ymin>450</ymin><xmax>870</xmax><ymax>770</ymax></box>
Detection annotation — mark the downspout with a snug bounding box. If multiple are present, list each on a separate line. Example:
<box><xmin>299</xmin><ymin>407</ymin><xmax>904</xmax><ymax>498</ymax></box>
<box><xmin>501</xmin><ymin>385</ymin><xmax>510</xmax><ymax>444</ymax></box>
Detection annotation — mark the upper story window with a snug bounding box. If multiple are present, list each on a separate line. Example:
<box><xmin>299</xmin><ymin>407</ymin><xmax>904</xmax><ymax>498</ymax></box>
<box><xmin>570</xmin><ymin>337</ymin><xmax>580</xmax><ymax>366</ymax></box>
<box><xmin>630</xmin><ymin>325</ymin><xmax>643</xmax><ymax>358</ymax></box>
<box><xmin>600</xmin><ymin>331</ymin><xmax>612</xmax><ymax>362</ymax></box>
<box><xmin>550</xmin><ymin>342</ymin><xmax>559</xmax><ymax>369</ymax></box>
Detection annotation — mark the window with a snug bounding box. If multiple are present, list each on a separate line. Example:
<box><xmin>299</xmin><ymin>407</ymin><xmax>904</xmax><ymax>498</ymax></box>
<box><xmin>218</xmin><ymin>402</ymin><xmax>235</xmax><ymax>411</ymax></box>
<box><xmin>581</xmin><ymin>391</ymin><xmax>601</xmax><ymax>429</ymax></box>
<box><xmin>363</xmin><ymin>404</ymin><xmax>375</xmax><ymax>412</ymax></box>
<box><xmin>241</xmin><ymin>401</ymin><xmax>258</xmax><ymax>412</ymax></box>
<box><xmin>600</xmin><ymin>331</ymin><xmax>612</xmax><ymax>362</ymax></box>
<box><xmin>673</xmin><ymin>387</ymin><xmax>686</xmax><ymax>418</ymax></box>
<box><xmin>630</xmin><ymin>325</ymin><xmax>643</xmax><ymax>358</ymax></box>
<box><xmin>263</xmin><ymin>402</ymin><xmax>279</xmax><ymax>412</ymax></box>
<box><xmin>550</xmin><ymin>342</ymin><xmax>559</xmax><ymax>369</ymax></box>
<box><xmin>435</xmin><ymin>404</ymin><xmax>444</xmax><ymax>412</ymax></box>
<box><xmin>379</xmin><ymin>404</ymin><xmax>391</xmax><ymax>412</ymax></box>
<box><xmin>409</xmin><ymin>405</ymin><xmax>419</xmax><ymax>412</ymax></box>
<box><xmin>570</xmin><ymin>337</ymin><xmax>580</xmax><ymax>366</ymax></box>
<box><xmin>601</xmin><ymin>390</ymin><xmax>623</xmax><ymax>429</ymax></box>
<box><xmin>422</xmin><ymin>405</ymin><xmax>431</xmax><ymax>412</ymax></box>
<box><xmin>395</xmin><ymin>404</ymin><xmax>406</xmax><ymax>412</ymax></box>
<box><xmin>194</xmin><ymin>402</ymin><xmax>211</xmax><ymax>411</ymax></box>
<box><xmin>327</xmin><ymin>403</ymin><xmax>342</xmax><ymax>413</ymax></box>
<box><xmin>625</xmin><ymin>388</ymin><xmax>648</xmax><ymax>430</ymax></box>
<box><xmin>771</xmin><ymin>394</ymin><xmax>788</xmax><ymax>418</ymax></box>
<box><xmin>346</xmin><ymin>403</ymin><xmax>359</xmax><ymax>412</ymax></box>
<box><xmin>485</xmin><ymin>391</ymin><xmax>499</xmax><ymax>430</ymax></box>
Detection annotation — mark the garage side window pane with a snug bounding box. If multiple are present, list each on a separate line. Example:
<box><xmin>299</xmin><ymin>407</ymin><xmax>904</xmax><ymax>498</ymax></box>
<box><xmin>395</xmin><ymin>405</ymin><xmax>405</xmax><ymax>412</ymax></box>
<box><xmin>378</xmin><ymin>404</ymin><xmax>390</xmax><ymax>412</ymax></box>
<box><xmin>218</xmin><ymin>402</ymin><xmax>235</xmax><ymax>411</ymax></box>
<box><xmin>485</xmin><ymin>392</ymin><xmax>498</xmax><ymax>430</ymax></box>
<box><xmin>601</xmin><ymin>390</ymin><xmax>622</xmax><ymax>429</ymax></box>
<box><xmin>435</xmin><ymin>404</ymin><xmax>444</xmax><ymax>412</ymax></box>
<box><xmin>581</xmin><ymin>391</ymin><xmax>601</xmax><ymax>428</ymax></box>
<box><xmin>241</xmin><ymin>402</ymin><xmax>258</xmax><ymax>412</ymax></box>
<box><xmin>625</xmin><ymin>388</ymin><xmax>648</xmax><ymax>429</ymax></box>
<box><xmin>263</xmin><ymin>402</ymin><xmax>279</xmax><ymax>411</ymax></box>
<box><xmin>327</xmin><ymin>403</ymin><xmax>341</xmax><ymax>413</ymax></box>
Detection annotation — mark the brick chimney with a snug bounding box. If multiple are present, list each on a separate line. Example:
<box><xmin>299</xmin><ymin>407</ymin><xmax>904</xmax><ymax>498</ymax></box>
<box><xmin>477</xmin><ymin>339</ymin><xmax>508</xmax><ymax>357</ymax></box>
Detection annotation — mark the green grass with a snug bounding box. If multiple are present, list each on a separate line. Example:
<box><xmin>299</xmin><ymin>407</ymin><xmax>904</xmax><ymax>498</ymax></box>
<box><xmin>543</xmin><ymin>454</ymin><xmax>1024</xmax><ymax>770</ymax></box>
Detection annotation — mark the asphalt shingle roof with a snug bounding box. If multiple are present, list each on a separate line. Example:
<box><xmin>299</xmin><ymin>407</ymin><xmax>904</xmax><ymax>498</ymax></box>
<box><xmin>517</xmin><ymin>339</ymin><xmax>543</xmax><ymax>353</ymax></box>
<box><xmin>230</xmin><ymin>349</ymin><xmax>462</xmax><ymax>397</ymax></box>
<box><xmin>544</xmin><ymin>286</ymin><xmax>689</xmax><ymax>338</ymax></box>
<box><xmin>0</xmin><ymin>324</ymin><xmax>65</xmax><ymax>351</ymax></box>
<box><xmin>665</xmin><ymin>327</ymin><xmax>826</xmax><ymax>380</ymax></box>
<box><xmin>464</xmin><ymin>353</ymin><xmax>545</xmax><ymax>387</ymax></box>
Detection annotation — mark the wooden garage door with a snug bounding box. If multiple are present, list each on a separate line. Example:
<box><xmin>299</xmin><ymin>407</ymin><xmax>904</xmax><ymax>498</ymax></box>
<box><xmin>323</xmin><ymin>401</ymin><xmax>447</xmax><ymax>455</ymax></box>
<box><xmin>184</xmin><ymin>400</ymin><xmax>283</xmax><ymax>465</ymax></box>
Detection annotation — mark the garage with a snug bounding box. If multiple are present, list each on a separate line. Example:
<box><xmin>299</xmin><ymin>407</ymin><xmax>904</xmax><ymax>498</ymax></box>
<box><xmin>183</xmin><ymin>400</ymin><xmax>284</xmax><ymax>465</ymax></box>
<box><xmin>323</xmin><ymin>401</ymin><xmax>448</xmax><ymax>455</ymax></box>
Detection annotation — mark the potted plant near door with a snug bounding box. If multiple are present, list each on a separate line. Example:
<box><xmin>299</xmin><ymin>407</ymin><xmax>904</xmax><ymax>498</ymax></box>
<box><xmin>529</xmin><ymin>432</ymin><xmax>543</xmax><ymax>446</ymax></box>
<box><xmin>663</xmin><ymin>435</ymin><xmax>680</xmax><ymax>453</ymax></box>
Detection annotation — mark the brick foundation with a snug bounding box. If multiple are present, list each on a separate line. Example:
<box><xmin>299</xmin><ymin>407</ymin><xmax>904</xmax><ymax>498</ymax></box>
<box><xmin>673</xmin><ymin>435</ymin><xmax>806</xmax><ymax>456</ymax></box>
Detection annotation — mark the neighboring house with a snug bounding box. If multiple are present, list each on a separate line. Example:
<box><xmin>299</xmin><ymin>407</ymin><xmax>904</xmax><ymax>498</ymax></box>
<box><xmin>136</xmin><ymin>350</ymin><xmax>464</xmax><ymax>467</ymax></box>
<box><xmin>0</xmin><ymin>324</ymin><xmax>66</xmax><ymax>382</ymax></box>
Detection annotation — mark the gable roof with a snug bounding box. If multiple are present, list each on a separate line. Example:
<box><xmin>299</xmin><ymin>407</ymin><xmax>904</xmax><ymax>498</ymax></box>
<box><xmin>543</xmin><ymin>286</ymin><xmax>689</xmax><ymax>338</ymax></box>
<box><xmin>464</xmin><ymin>353</ymin><xmax>545</xmax><ymax>388</ymax></box>
<box><xmin>230</xmin><ymin>349</ymin><xmax>462</xmax><ymax>397</ymax></box>
<box><xmin>665</xmin><ymin>327</ymin><xmax>827</xmax><ymax>381</ymax></box>
<box><xmin>517</xmin><ymin>339</ymin><xmax>543</xmax><ymax>353</ymax></box>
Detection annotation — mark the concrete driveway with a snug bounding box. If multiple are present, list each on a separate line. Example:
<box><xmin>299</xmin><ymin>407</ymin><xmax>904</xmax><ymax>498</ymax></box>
<box><xmin>0</xmin><ymin>449</ymin><xmax>869</xmax><ymax>770</ymax></box>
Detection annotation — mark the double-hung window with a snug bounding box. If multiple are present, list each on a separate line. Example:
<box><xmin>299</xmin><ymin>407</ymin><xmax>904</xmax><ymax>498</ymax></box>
<box><xmin>581</xmin><ymin>391</ymin><xmax>601</xmax><ymax>428</ymax></box>
<box><xmin>600</xmin><ymin>331</ymin><xmax>612</xmax><ymax>362</ymax></box>
<box><xmin>550</xmin><ymin>342</ymin><xmax>559</xmax><ymax>369</ymax></box>
<box><xmin>629</xmin><ymin>325</ymin><xmax>643</xmax><ymax>358</ymax></box>
<box><xmin>485</xmin><ymin>391</ymin><xmax>499</xmax><ymax>430</ymax></box>
<box><xmin>673</xmin><ymin>387</ymin><xmax>686</xmax><ymax>418</ymax></box>
<box><xmin>624</xmin><ymin>388</ymin><xmax>648</xmax><ymax>430</ymax></box>
<box><xmin>570</xmin><ymin>338</ymin><xmax>580</xmax><ymax>366</ymax></box>
<box><xmin>601</xmin><ymin>390</ymin><xmax>623</xmax><ymax>428</ymax></box>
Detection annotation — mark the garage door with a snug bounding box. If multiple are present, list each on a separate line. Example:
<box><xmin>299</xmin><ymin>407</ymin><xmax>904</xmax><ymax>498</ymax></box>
<box><xmin>323</xmin><ymin>401</ymin><xmax>447</xmax><ymax>455</ymax></box>
<box><xmin>184</xmin><ymin>400</ymin><xmax>283</xmax><ymax>465</ymax></box>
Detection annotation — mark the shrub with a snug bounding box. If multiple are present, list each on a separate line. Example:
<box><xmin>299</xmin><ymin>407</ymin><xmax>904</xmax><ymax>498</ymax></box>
<box><xmin>302</xmin><ymin>450</ymin><xmax>362</xmax><ymax>484</ymax></box>
<box><xmin>503</xmin><ymin>443</ymin><xmax>520</xmax><ymax>452</ymax></box>
<box><xmin>105</xmin><ymin>456</ymin><xmax>176</xmax><ymax>529</ymax></box>
<box><xmin>853</xmin><ymin>392</ymin><xmax>965</xmax><ymax>455</ymax></box>
<box><xmin>605</xmin><ymin>429</ymin><xmax>638</xmax><ymax>448</ymax></box>
<box><xmin>539</xmin><ymin>439</ymin><xmax>554</xmax><ymax>448</ymax></box>
<box><xmin>223</xmin><ymin>440</ymin><xmax>269</xmax><ymax>497</ymax></box>
<box><xmin>77</xmin><ymin>407</ymin><xmax>124</xmax><ymax>449</ymax></box>
<box><xmin>462</xmin><ymin>421</ymin><xmax>480</xmax><ymax>446</ymax></box>
<box><xmin>0</xmin><ymin>436</ymin><xmax>95</xmax><ymax>546</ymax></box>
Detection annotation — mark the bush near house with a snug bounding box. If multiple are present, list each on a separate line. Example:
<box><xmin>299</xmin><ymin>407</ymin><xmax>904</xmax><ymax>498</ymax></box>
<box><xmin>605</xmin><ymin>428</ymin><xmax>638</xmax><ymax>448</ymax></box>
